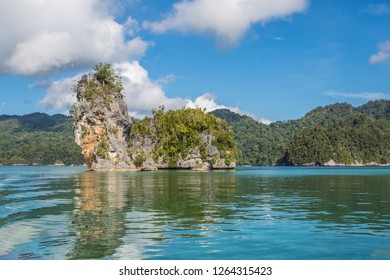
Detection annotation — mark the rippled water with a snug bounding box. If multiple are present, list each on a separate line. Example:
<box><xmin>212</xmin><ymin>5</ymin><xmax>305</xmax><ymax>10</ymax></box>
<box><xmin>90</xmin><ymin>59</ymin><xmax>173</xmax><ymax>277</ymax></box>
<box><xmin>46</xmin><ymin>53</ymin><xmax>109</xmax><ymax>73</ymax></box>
<box><xmin>0</xmin><ymin>166</ymin><xmax>389</xmax><ymax>260</ymax></box>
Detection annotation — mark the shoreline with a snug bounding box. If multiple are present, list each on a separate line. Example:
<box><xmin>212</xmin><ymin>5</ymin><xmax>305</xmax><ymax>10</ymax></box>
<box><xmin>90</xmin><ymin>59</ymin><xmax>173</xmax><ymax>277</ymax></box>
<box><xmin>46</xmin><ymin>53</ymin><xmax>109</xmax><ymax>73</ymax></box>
<box><xmin>0</xmin><ymin>164</ymin><xmax>87</xmax><ymax>167</ymax></box>
<box><xmin>1</xmin><ymin>164</ymin><xmax>390</xmax><ymax>168</ymax></box>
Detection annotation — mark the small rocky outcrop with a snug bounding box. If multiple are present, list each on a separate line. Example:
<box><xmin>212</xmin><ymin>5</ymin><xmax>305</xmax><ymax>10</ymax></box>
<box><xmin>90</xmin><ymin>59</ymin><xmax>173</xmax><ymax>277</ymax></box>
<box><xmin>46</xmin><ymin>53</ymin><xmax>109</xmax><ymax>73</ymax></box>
<box><xmin>73</xmin><ymin>64</ymin><xmax>236</xmax><ymax>171</ymax></box>
<box><xmin>129</xmin><ymin>125</ymin><xmax>236</xmax><ymax>171</ymax></box>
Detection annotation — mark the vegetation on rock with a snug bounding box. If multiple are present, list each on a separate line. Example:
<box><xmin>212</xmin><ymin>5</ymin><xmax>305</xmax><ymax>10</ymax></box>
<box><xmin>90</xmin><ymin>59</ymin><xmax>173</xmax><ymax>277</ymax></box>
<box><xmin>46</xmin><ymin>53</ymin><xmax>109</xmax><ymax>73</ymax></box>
<box><xmin>96</xmin><ymin>138</ymin><xmax>109</xmax><ymax>158</ymax></box>
<box><xmin>71</xmin><ymin>63</ymin><xmax>236</xmax><ymax>171</ymax></box>
<box><xmin>129</xmin><ymin>106</ymin><xmax>237</xmax><ymax>168</ymax></box>
<box><xmin>80</xmin><ymin>63</ymin><xmax>123</xmax><ymax>106</ymax></box>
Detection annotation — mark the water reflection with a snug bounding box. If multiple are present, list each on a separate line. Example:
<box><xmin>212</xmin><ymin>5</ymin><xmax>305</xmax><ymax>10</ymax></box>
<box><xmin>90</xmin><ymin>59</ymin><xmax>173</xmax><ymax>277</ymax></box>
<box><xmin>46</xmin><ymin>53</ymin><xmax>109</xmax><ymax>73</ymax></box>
<box><xmin>68</xmin><ymin>172</ymin><xmax>127</xmax><ymax>259</ymax></box>
<box><xmin>67</xmin><ymin>169</ymin><xmax>390</xmax><ymax>259</ymax></box>
<box><xmin>68</xmin><ymin>171</ymin><xmax>238</xmax><ymax>259</ymax></box>
<box><xmin>1</xmin><ymin>166</ymin><xmax>389</xmax><ymax>259</ymax></box>
<box><xmin>240</xmin><ymin>175</ymin><xmax>390</xmax><ymax>228</ymax></box>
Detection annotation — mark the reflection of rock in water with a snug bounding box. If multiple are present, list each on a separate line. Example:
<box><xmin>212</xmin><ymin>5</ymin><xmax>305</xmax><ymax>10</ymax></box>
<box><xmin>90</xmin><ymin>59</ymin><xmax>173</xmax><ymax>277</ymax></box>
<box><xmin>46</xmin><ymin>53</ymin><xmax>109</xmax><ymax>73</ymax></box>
<box><xmin>67</xmin><ymin>170</ymin><xmax>238</xmax><ymax>259</ymax></box>
<box><xmin>113</xmin><ymin>171</ymin><xmax>239</xmax><ymax>259</ymax></box>
<box><xmin>125</xmin><ymin>171</ymin><xmax>238</xmax><ymax>222</ymax></box>
<box><xmin>68</xmin><ymin>172</ymin><xmax>127</xmax><ymax>259</ymax></box>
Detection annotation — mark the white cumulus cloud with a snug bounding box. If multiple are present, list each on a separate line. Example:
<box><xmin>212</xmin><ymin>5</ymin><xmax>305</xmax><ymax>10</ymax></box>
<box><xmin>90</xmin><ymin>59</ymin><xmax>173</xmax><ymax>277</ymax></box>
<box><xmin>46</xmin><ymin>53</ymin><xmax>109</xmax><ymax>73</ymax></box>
<box><xmin>186</xmin><ymin>93</ymin><xmax>240</xmax><ymax>113</ymax></box>
<box><xmin>39</xmin><ymin>75</ymin><xmax>81</xmax><ymax>113</ymax></box>
<box><xmin>143</xmin><ymin>0</ymin><xmax>308</xmax><ymax>46</ymax></box>
<box><xmin>369</xmin><ymin>41</ymin><xmax>390</xmax><ymax>64</ymax></box>
<box><xmin>0</xmin><ymin>0</ymin><xmax>150</xmax><ymax>76</ymax></box>
<box><xmin>114</xmin><ymin>61</ymin><xmax>188</xmax><ymax>118</ymax></box>
<box><xmin>40</xmin><ymin>61</ymin><xmax>271</xmax><ymax>122</ymax></box>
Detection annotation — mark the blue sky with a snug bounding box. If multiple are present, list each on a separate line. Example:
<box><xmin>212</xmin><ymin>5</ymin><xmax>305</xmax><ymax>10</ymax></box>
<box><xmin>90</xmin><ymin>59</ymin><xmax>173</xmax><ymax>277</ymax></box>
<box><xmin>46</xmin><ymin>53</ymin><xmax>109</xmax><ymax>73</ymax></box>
<box><xmin>0</xmin><ymin>0</ymin><xmax>389</xmax><ymax>122</ymax></box>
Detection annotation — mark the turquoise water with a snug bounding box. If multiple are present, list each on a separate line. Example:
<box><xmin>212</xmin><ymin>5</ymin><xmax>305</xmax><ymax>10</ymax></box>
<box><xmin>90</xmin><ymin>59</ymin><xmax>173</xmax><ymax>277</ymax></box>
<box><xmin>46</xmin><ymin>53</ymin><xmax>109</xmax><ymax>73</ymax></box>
<box><xmin>0</xmin><ymin>166</ymin><xmax>389</xmax><ymax>260</ymax></box>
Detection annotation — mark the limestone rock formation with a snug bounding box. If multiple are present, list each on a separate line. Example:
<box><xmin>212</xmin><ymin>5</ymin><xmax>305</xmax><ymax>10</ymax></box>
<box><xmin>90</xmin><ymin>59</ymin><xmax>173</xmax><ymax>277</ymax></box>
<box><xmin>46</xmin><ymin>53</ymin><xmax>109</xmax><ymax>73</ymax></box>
<box><xmin>73</xmin><ymin>65</ymin><xmax>135</xmax><ymax>171</ymax></box>
<box><xmin>129</xmin><ymin>125</ymin><xmax>236</xmax><ymax>171</ymax></box>
<box><xmin>73</xmin><ymin>64</ymin><xmax>236</xmax><ymax>171</ymax></box>
<box><xmin>126</xmin><ymin>106</ymin><xmax>236</xmax><ymax>171</ymax></box>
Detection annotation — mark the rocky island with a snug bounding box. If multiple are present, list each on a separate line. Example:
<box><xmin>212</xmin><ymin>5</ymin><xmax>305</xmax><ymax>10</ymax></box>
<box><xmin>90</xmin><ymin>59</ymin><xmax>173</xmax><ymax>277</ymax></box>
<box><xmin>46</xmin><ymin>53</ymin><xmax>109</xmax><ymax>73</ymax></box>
<box><xmin>72</xmin><ymin>64</ymin><xmax>236</xmax><ymax>171</ymax></box>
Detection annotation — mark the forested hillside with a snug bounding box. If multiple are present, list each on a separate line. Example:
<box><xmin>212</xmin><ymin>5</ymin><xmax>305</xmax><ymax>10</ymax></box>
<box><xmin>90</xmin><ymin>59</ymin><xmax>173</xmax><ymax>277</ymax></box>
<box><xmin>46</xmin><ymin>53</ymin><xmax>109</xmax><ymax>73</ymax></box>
<box><xmin>0</xmin><ymin>113</ymin><xmax>84</xmax><ymax>165</ymax></box>
<box><xmin>286</xmin><ymin>113</ymin><xmax>390</xmax><ymax>165</ymax></box>
<box><xmin>211</xmin><ymin>100</ymin><xmax>390</xmax><ymax>166</ymax></box>
<box><xmin>1</xmin><ymin>100</ymin><xmax>389</xmax><ymax>166</ymax></box>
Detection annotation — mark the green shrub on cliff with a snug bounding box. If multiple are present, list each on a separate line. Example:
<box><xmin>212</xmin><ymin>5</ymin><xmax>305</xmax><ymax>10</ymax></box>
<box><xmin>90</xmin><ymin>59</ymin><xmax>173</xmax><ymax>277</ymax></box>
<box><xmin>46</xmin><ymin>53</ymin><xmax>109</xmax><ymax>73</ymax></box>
<box><xmin>130</xmin><ymin>117</ymin><xmax>153</xmax><ymax>139</ymax></box>
<box><xmin>96</xmin><ymin>138</ymin><xmax>109</xmax><ymax>158</ymax></box>
<box><xmin>82</xmin><ymin>63</ymin><xmax>123</xmax><ymax>106</ymax></box>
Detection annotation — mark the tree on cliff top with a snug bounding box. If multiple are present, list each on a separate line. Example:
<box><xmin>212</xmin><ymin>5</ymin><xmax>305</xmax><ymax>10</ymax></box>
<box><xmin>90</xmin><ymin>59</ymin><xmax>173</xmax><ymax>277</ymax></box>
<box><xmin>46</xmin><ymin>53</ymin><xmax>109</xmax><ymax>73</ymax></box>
<box><xmin>77</xmin><ymin>63</ymin><xmax>123</xmax><ymax>106</ymax></box>
<box><xmin>91</xmin><ymin>63</ymin><xmax>122</xmax><ymax>90</ymax></box>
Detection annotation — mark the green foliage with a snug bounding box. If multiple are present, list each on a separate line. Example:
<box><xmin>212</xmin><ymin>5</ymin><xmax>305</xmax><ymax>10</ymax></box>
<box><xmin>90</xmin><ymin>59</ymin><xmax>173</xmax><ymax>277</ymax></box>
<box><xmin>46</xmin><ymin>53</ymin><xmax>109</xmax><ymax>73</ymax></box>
<box><xmin>79</xmin><ymin>63</ymin><xmax>123</xmax><ymax>106</ymax></box>
<box><xmin>81</xmin><ymin>127</ymin><xmax>89</xmax><ymax>137</ymax></box>
<box><xmin>68</xmin><ymin>103</ymin><xmax>77</xmax><ymax>118</ymax></box>
<box><xmin>108</xmin><ymin>125</ymin><xmax>119</xmax><ymax>135</ymax></box>
<box><xmin>286</xmin><ymin>126</ymin><xmax>333</xmax><ymax>165</ymax></box>
<box><xmin>199</xmin><ymin>144</ymin><xmax>207</xmax><ymax>160</ymax></box>
<box><xmin>224</xmin><ymin>156</ymin><xmax>232</xmax><ymax>166</ymax></box>
<box><xmin>211</xmin><ymin>100</ymin><xmax>390</xmax><ymax>166</ymax></box>
<box><xmin>211</xmin><ymin>109</ymin><xmax>280</xmax><ymax>165</ymax></box>
<box><xmin>130</xmin><ymin>107</ymin><xmax>237</xmax><ymax>167</ymax></box>
<box><xmin>0</xmin><ymin>113</ymin><xmax>84</xmax><ymax>166</ymax></box>
<box><xmin>286</xmin><ymin>113</ymin><xmax>390</xmax><ymax>165</ymax></box>
<box><xmin>92</xmin><ymin>63</ymin><xmax>117</xmax><ymax>84</ymax></box>
<box><xmin>356</xmin><ymin>99</ymin><xmax>390</xmax><ymax>120</ymax></box>
<box><xmin>96</xmin><ymin>138</ymin><xmax>109</xmax><ymax>158</ymax></box>
<box><xmin>134</xmin><ymin>153</ymin><xmax>146</xmax><ymax>168</ymax></box>
<box><xmin>130</xmin><ymin>117</ymin><xmax>153</xmax><ymax>139</ymax></box>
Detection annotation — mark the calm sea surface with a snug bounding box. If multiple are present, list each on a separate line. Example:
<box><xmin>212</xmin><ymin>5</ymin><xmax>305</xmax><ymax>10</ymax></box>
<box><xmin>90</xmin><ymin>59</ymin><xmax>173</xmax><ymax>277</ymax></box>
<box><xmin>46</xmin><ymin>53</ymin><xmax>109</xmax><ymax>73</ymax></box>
<box><xmin>0</xmin><ymin>166</ymin><xmax>389</xmax><ymax>260</ymax></box>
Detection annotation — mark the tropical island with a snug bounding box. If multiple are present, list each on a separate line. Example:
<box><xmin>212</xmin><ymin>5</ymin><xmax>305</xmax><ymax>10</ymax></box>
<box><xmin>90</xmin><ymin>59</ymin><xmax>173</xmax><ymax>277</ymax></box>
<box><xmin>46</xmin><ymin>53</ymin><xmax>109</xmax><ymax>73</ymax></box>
<box><xmin>72</xmin><ymin>64</ymin><xmax>236</xmax><ymax>171</ymax></box>
<box><xmin>0</xmin><ymin>65</ymin><xmax>389</xmax><ymax>168</ymax></box>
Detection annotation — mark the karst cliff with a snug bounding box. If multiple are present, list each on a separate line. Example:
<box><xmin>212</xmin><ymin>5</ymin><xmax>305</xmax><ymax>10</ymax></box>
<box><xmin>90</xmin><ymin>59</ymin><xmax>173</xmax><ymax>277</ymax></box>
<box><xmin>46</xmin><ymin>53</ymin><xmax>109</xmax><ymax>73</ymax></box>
<box><xmin>73</xmin><ymin>64</ymin><xmax>236</xmax><ymax>171</ymax></box>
